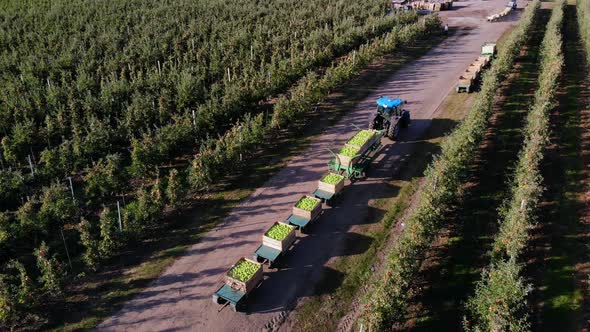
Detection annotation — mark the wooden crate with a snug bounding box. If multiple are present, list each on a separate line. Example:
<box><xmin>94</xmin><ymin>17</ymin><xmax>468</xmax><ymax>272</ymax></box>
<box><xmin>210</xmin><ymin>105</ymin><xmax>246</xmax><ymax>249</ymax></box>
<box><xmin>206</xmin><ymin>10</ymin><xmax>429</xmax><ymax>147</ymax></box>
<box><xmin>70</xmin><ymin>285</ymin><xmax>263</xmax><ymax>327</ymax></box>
<box><xmin>225</xmin><ymin>258</ymin><xmax>263</xmax><ymax>293</ymax></box>
<box><xmin>345</xmin><ymin>130</ymin><xmax>377</xmax><ymax>155</ymax></box>
<box><xmin>477</xmin><ymin>56</ymin><xmax>490</xmax><ymax>67</ymax></box>
<box><xmin>262</xmin><ymin>222</ymin><xmax>296</xmax><ymax>251</ymax></box>
<box><xmin>318</xmin><ymin>175</ymin><xmax>345</xmax><ymax>194</ymax></box>
<box><xmin>458</xmin><ymin>76</ymin><xmax>474</xmax><ymax>85</ymax></box>
<box><xmin>292</xmin><ymin>195</ymin><xmax>322</xmax><ymax>220</ymax></box>
<box><xmin>336</xmin><ymin>153</ymin><xmax>360</xmax><ymax>167</ymax></box>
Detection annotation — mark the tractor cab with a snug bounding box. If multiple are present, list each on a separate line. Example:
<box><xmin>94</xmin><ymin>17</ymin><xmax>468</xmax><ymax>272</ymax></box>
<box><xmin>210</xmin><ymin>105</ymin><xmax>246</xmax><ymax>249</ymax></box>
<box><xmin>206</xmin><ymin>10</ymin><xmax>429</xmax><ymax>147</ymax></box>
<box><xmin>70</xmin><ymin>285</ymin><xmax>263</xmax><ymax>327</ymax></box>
<box><xmin>376</xmin><ymin>97</ymin><xmax>404</xmax><ymax>117</ymax></box>
<box><xmin>368</xmin><ymin>96</ymin><xmax>410</xmax><ymax>139</ymax></box>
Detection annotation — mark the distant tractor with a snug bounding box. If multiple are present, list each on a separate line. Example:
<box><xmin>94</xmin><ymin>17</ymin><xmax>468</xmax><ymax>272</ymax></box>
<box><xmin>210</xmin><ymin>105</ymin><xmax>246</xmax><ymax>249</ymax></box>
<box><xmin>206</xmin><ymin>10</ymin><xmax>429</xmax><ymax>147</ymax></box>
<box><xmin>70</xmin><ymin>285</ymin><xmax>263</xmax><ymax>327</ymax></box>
<box><xmin>481</xmin><ymin>42</ymin><xmax>497</xmax><ymax>58</ymax></box>
<box><xmin>507</xmin><ymin>0</ymin><xmax>517</xmax><ymax>9</ymax></box>
<box><xmin>367</xmin><ymin>97</ymin><xmax>410</xmax><ymax>139</ymax></box>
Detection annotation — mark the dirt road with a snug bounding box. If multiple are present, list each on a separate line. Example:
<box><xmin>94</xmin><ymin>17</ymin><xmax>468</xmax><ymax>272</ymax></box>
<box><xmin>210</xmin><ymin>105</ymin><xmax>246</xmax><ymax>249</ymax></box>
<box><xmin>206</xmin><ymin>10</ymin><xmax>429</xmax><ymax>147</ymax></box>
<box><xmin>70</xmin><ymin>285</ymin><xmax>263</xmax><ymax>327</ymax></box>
<box><xmin>99</xmin><ymin>1</ymin><xmax>524</xmax><ymax>331</ymax></box>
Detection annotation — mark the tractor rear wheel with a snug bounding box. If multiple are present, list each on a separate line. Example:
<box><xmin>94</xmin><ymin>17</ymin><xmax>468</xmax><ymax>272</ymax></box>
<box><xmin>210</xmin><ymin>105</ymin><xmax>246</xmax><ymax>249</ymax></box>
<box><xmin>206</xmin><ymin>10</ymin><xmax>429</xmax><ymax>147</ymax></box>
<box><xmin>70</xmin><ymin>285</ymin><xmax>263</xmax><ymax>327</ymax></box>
<box><xmin>401</xmin><ymin>111</ymin><xmax>411</xmax><ymax>128</ymax></box>
<box><xmin>367</xmin><ymin>113</ymin><xmax>378</xmax><ymax>130</ymax></box>
<box><xmin>387</xmin><ymin>122</ymin><xmax>400</xmax><ymax>140</ymax></box>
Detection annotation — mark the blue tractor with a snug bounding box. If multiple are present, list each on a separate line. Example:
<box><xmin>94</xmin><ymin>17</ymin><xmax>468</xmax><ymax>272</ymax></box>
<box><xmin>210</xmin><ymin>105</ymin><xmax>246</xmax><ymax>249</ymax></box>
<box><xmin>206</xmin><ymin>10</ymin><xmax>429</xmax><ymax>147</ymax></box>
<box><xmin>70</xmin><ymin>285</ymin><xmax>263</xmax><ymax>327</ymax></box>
<box><xmin>368</xmin><ymin>97</ymin><xmax>411</xmax><ymax>139</ymax></box>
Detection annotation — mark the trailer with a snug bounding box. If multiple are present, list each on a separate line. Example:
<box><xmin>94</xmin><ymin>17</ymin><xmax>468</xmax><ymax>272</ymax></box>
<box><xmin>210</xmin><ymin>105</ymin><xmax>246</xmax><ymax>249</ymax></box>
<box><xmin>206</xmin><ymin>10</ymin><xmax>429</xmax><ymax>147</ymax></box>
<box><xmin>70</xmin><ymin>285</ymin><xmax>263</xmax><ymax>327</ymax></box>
<box><xmin>212</xmin><ymin>258</ymin><xmax>263</xmax><ymax>312</ymax></box>
<box><xmin>327</xmin><ymin>130</ymin><xmax>384</xmax><ymax>179</ymax></box>
<box><xmin>253</xmin><ymin>222</ymin><xmax>296</xmax><ymax>267</ymax></box>
<box><xmin>456</xmin><ymin>65</ymin><xmax>479</xmax><ymax>93</ymax></box>
<box><xmin>409</xmin><ymin>0</ymin><xmax>453</xmax><ymax>11</ymax></box>
<box><xmin>313</xmin><ymin>172</ymin><xmax>345</xmax><ymax>205</ymax></box>
<box><xmin>487</xmin><ymin>2</ymin><xmax>515</xmax><ymax>21</ymax></box>
<box><xmin>287</xmin><ymin>195</ymin><xmax>322</xmax><ymax>232</ymax></box>
<box><xmin>456</xmin><ymin>43</ymin><xmax>496</xmax><ymax>93</ymax></box>
<box><xmin>456</xmin><ymin>74</ymin><xmax>475</xmax><ymax>93</ymax></box>
<box><xmin>481</xmin><ymin>42</ymin><xmax>497</xmax><ymax>58</ymax></box>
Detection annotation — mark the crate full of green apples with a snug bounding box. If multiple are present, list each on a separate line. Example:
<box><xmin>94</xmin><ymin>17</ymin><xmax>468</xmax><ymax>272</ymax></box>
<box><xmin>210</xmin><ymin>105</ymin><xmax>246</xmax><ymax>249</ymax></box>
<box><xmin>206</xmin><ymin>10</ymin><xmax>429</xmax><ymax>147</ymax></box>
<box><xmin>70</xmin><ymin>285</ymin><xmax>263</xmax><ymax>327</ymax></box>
<box><xmin>337</xmin><ymin>145</ymin><xmax>360</xmax><ymax>167</ymax></box>
<box><xmin>318</xmin><ymin>173</ymin><xmax>345</xmax><ymax>194</ymax></box>
<box><xmin>345</xmin><ymin>129</ymin><xmax>378</xmax><ymax>155</ymax></box>
<box><xmin>225</xmin><ymin>257</ymin><xmax>263</xmax><ymax>293</ymax></box>
<box><xmin>263</xmin><ymin>222</ymin><xmax>296</xmax><ymax>251</ymax></box>
<box><xmin>292</xmin><ymin>195</ymin><xmax>322</xmax><ymax>220</ymax></box>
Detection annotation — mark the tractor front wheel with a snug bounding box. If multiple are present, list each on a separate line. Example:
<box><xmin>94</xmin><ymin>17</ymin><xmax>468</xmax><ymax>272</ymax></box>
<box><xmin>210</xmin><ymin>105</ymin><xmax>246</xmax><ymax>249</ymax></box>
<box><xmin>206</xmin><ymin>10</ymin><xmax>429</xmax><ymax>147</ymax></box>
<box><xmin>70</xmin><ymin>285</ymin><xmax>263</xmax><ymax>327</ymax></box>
<box><xmin>367</xmin><ymin>113</ymin><xmax>378</xmax><ymax>130</ymax></box>
<box><xmin>387</xmin><ymin>123</ymin><xmax>400</xmax><ymax>140</ymax></box>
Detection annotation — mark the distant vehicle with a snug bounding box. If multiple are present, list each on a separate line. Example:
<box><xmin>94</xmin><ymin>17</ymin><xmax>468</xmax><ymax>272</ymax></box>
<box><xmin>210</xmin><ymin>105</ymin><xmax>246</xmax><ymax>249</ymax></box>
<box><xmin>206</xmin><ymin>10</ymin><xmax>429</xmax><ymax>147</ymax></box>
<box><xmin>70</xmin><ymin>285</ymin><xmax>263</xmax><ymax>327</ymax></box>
<box><xmin>456</xmin><ymin>43</ymin><xmax>496</xmax><ymax>93</ymax></box>
<box><xmin>507</xmin><ymin>0</ymin><xmax>517</xmax><ymax>9</ymax></box>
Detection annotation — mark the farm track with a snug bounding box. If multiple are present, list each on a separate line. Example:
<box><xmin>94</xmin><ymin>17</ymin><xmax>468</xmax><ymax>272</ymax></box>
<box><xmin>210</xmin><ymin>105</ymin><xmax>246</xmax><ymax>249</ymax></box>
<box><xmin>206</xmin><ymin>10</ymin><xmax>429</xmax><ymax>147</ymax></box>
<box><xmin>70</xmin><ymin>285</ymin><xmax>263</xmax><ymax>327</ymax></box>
<box><xmin>97</xmin><ymin>1</ymin><xmax>525</xmax><ymax>331</ymax></box>
<box><xmin>529</xmin><ymin>2</ymin><xmax>590</xmax><ymax>331</ymax></box>
<box><xmin>398</xmin><ymin>8</ymin><xmax>549</xmax><ymax>331</ymax></box>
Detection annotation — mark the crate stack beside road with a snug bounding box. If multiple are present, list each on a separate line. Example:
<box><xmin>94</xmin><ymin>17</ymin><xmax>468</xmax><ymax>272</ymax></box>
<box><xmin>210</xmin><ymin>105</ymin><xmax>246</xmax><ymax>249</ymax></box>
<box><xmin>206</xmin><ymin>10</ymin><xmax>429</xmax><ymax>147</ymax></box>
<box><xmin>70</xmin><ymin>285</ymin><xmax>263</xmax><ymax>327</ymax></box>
<box><xmin>456</xmin><ymin>43</ymin><xmax>496</xmax><ymax>93</ymax></box>
<box><xmin>487</xmin><ymin>0</ymin><xmax>517</xmax><ymax>21</ymax></box>
<box><xmin>391</xmin><ymin>0</ymin><xmax>453</xmax><ymax>11</ymax></box>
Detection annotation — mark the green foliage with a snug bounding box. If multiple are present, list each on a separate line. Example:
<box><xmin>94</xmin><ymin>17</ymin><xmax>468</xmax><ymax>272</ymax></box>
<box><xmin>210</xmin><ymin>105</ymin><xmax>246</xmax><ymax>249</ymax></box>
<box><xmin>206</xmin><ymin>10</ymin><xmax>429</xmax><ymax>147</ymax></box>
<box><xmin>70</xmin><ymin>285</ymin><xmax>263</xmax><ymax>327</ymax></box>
<box><xmin>492</xmin><ymin>0</ymin><xmax>564</xmax><ymax>262</ymax></box>
<box><xmin>165</xmin><ymin>169</ymin><xmax>186</xmax><ymax>209</ymax></box>
<box><xmin>1</xmin><ymin>119</ymin><xmax>35</xmax><ymax>165</ymax></box>
<box><xmin>0</xmin><ymin>213</ymin><xmax>10</xmax><ymax>249</ymax></box>
<box><xmin>129</xmin><ymin>116</ymin><xmax>194</xmax><ymax>177</ymax></box>
<box><xmin>84</xmin><ymin>154</ymin><xmax>125</xmax><ymax>204</ymax></box>
<box><xmin>39</xmin><ymin>140</ymin><xmax>75</xmax><ymax>178</ymax></box>
<box><xmin>11</xmin><ymin>260</ymin><xmax>36</xmax><ymax>310</ymax></box>
<box><xmin>189</xmin><ymin>16</ymin><xmax>442</xmax><ymax>190</ymax></box>
<box><xmin>0</xmin><ymin>0</ymin><xmax>418</xmax><ymax>214</ymax></box>
<box><xmin>0</xmin><ymin>277</ymin><xmax>12</xmax><ymax>326</ymax></box>
<box><xmin>0</xmin><ymin>2</ymin><xmax>440</xmax><ymax>327</ymax></box>
<box><xmin>78</xmin><ymin>218</ymin><xmax>100</xmax><ymax>271</ymax></box>
<box><xmin>465</xmin><ymin>1</ymin><xmax>564</xmax><ymax>329</ymax></box>
<box><xmin>34</xmin><ymin>242</ymin><xmax>64</xmax><ymax>300</ymax></box>
<box><xmin>464</xmin><ymin>260</ymin><xmax>532</xmax><ymax>332</ymax></box>
<box><xmin>0</xmin><ymin>261</ymin><xmax>41</xmax><ymax>330</ymax></box>
<box><xmin>579</xmin><ymin>0</ymin><xmax>590</xmax><ymax>66</ymax></box>
<box><xmin>357</xmin><ymin>2</ymin><xmax>540</xmax><ymax>330</ymax></box>
<box><xmin>98</xmin><ymin>207</ymin><xmax>119</xmax><ymax>260</ymax></box>
<box><xmin>122</xmin><ymin>183</ymin><xmax>164</xmax><ymax>236</ymax></box>
<box><xmin>39</xmin><ymin>183</ymin><xmax>77</xmax><ymax>227</ymax></box>
<box><xmin>190</xmin><ymin>114</ymin><xmax>266</xmax><ymax>190</ymax></box>
<box><xmin>0</xmin><ymin>170</ymin><xmax>24</xmax><ymax>210</ymax></box>
<box><xmin>15</xmin><ymin>199</ymin><xmax>41</xmax><ymax>239</ymax></box>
